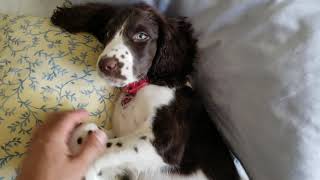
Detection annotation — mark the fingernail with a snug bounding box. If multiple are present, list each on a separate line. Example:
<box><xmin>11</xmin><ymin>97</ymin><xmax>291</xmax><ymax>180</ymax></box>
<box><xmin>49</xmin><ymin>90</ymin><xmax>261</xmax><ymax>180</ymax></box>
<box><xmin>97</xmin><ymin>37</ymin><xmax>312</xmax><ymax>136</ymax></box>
<box><xmin>94</xmin><ymin>129</ymin><xmax>107</xmax><ymax>145</ymax></box>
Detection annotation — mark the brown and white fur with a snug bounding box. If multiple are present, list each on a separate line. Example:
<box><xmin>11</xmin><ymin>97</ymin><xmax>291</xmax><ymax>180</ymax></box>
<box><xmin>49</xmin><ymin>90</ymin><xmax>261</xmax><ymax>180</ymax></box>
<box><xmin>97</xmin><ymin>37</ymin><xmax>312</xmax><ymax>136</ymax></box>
<box><xmin>51</xmin><ymin>3</ymin><xmax>240</xmax><ymax>180</ymax></box>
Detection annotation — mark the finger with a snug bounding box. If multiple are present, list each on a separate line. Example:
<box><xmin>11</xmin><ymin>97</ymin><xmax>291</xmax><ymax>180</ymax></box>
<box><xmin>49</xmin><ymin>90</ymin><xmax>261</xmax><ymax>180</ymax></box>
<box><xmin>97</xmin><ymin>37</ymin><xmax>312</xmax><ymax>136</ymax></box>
<box><xmin>73</xmin><ymin>129</ymin><xmax>107</xmax><ymax>166</ymax></box>
<box><xmin>30</xmin><ymin>111</ymin><xmax>75</xmax><ymax>144</ymax></box>
<box><xmin>41</xmin><ymin>110</ymin><xmax>82</xmax><ymax>129</ymax></box>
<box><xmin>44</xmin><ymin>110</ymin><xmax>89</xmax><ymax>139</ymax></box>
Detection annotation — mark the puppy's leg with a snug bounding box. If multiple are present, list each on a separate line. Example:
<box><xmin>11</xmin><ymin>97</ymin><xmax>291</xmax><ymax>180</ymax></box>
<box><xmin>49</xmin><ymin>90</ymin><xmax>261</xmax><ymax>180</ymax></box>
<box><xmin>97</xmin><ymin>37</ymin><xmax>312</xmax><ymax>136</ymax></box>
<box><xmin>68</xmin><ymin>123</ymin><xmax>117</xmax><ymax>154</ymax></box>
<box><xmin>85</xmin><ymin>129</ymin><xmax>167</xmax><ymax>180</ymax></box>
<box><xmin>68</xmin><ymin>123</ymin><xmax>101</xmax><ymax>154</ymax></box>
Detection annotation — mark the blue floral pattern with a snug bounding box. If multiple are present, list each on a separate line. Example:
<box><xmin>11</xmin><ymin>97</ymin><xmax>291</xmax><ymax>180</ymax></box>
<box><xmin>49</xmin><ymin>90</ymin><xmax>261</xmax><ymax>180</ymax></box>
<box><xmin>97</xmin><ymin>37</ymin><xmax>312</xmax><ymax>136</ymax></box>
<box><xmin>0</xmin><ymin>14</ymin><xmax>117</xmax><ymax>179</ymax></box>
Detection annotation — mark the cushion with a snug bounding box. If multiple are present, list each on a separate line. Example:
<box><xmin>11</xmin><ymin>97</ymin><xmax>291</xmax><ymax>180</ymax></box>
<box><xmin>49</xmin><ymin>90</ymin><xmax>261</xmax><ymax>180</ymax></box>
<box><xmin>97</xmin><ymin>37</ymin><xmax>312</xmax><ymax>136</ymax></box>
<box><xmin>0</xmin><ymin>14</ymin><xmax>117</xmax><ymax>179</ymax></box>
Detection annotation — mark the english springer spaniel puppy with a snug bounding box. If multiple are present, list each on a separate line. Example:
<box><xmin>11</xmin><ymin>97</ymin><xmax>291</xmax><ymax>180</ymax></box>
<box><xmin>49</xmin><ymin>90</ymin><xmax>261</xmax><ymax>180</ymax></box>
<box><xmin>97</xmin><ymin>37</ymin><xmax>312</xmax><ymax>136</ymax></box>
<box><xmin>51</xmin><ymin>3</ymin><xmax>240</xmax><ymax>180</ymax></box>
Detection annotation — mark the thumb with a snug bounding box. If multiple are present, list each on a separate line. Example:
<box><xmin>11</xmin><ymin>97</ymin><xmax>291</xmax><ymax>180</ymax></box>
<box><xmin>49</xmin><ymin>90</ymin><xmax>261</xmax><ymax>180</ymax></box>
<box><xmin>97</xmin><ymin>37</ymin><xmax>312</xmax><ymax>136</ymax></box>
<box><xmin>75</xmin><ymin>129</ymin><xmax>107</xmax><ymax>165</ymax></box>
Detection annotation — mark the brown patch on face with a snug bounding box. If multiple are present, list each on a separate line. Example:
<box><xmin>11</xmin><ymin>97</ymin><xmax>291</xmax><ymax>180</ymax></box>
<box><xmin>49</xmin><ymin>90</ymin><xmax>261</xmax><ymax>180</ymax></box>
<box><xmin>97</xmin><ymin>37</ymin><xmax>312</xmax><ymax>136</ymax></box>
<box><xmin>108</xmin><ymin>7</ymin><xmax>159</xmax><ymax>81</ymax></box>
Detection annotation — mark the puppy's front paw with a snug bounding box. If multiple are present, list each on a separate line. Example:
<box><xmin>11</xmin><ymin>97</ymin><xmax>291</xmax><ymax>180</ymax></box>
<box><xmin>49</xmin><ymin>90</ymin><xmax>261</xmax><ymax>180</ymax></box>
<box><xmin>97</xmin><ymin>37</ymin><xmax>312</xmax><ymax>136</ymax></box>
<box><xmin>68</xmin><ymin>123</ymin><xmax>100</xmax><ymax>155</ymax></box>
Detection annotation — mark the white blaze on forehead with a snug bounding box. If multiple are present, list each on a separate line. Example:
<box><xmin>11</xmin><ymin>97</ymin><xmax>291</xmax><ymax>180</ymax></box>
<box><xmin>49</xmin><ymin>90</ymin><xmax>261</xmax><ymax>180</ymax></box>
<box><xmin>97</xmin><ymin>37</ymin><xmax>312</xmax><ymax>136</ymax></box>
<box><xmin>97</xmin><ymin>25</ymin><xmax>137</xmax><ymax>85</ymax></box>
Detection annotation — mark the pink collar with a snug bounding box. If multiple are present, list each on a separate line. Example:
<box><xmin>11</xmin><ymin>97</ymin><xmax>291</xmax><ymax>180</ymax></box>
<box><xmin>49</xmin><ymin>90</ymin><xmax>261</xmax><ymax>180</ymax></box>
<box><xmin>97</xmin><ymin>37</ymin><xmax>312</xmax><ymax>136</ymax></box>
<box><xmin>121</xmin><ymin>78</ymin><xmax>149</xmax><ymax>108</ymax></box>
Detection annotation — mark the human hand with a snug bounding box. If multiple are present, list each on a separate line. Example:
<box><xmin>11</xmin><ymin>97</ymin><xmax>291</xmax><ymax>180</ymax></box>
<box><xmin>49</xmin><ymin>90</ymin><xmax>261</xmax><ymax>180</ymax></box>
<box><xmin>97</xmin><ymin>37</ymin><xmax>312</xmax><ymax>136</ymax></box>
<box><xmin>16</xmin><ymin>110</ymin><xmax>107</xmax><ymax>180</ymax></box>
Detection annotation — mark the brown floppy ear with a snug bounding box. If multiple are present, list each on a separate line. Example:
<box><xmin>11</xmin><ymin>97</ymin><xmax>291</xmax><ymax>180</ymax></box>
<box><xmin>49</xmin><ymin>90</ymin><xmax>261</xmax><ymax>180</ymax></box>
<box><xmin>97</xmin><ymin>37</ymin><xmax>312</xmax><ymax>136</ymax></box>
<box><xmin>51</xmin><ymin>3</ymin><xmax>118</xmax><ymax>42</ymax></box>
<box><xmin>148</xmin><ymin>17</ymin><xmax>198</xmax><ymax>87</ymax></box>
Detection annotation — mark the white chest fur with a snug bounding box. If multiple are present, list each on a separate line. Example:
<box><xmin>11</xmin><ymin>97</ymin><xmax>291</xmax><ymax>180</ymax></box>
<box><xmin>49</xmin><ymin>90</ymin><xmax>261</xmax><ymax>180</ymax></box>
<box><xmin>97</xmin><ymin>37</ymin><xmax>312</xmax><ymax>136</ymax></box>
<box><xmin>112</xmin><ymin>85</ymin><xmax>175</xmax><ymax>136</ymax></box>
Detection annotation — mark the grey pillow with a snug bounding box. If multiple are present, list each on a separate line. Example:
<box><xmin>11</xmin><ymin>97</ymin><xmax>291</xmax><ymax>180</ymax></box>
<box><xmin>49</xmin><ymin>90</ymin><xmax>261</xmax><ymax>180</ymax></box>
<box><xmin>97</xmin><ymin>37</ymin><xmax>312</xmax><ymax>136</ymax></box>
<box><xmin>70</xmin><ymin>0</ymin><xmax>170</xmax><ymax>12</ymax></box>
<box><xmin>173</xmin><ymin>0</ymin><xmax>320</xmax><ymax>180</ymax></box>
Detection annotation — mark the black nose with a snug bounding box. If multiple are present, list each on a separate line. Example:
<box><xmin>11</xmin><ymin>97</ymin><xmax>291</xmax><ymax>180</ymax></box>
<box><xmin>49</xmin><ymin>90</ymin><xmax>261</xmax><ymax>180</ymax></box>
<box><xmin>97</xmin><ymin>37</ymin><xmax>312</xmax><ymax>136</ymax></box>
<box><xmin>98</xmin><ymin>57</ymin><xmax>119</xmax><ymax>74</ymax></box>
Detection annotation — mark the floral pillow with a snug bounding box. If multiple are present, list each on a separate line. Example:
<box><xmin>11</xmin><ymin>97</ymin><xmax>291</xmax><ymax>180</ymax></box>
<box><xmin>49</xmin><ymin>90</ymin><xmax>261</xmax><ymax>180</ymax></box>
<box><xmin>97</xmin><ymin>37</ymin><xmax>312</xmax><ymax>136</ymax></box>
<box><xmin>0</xmin><ymin>14</ymin><xmax>117</xmax><ymax>179</ymax></box>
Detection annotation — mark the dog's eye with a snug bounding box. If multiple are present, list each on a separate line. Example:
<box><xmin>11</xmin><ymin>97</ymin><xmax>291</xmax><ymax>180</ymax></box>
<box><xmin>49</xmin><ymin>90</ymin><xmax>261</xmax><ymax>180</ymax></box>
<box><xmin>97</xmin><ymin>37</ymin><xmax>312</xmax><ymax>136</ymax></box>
<box><xmin>132</xmin><ymin>32</ymin><xmax>150</xmax><ymax>42</ymax></box>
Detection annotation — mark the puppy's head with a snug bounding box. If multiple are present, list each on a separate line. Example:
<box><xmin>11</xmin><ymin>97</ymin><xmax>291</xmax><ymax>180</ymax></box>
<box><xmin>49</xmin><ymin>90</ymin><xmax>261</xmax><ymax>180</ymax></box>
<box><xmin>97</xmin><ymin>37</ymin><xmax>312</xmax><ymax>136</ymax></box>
<box><xmin>52</xmin><ymin>3</ymin><xmax>197</xmax><ymax>87</ymax></box>
<box><xmin>96</xmin><ymin>5</ymin><xmax>160</xmax><ymax>87</ymax></box>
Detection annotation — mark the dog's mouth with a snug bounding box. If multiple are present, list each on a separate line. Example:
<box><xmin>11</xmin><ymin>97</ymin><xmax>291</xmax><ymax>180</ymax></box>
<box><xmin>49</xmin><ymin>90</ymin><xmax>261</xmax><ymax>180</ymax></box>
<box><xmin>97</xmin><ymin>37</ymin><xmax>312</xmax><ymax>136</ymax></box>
<box><xmin>97</xmin><ymin>71</ymin><xmax>127</xmax><ymax>87</ymax></box>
